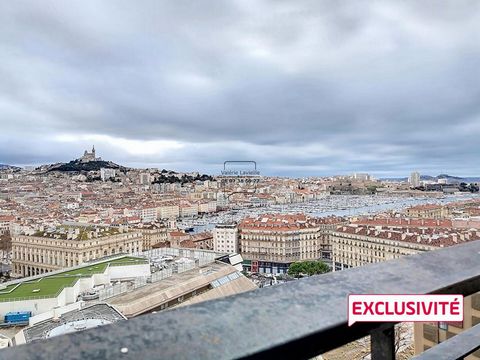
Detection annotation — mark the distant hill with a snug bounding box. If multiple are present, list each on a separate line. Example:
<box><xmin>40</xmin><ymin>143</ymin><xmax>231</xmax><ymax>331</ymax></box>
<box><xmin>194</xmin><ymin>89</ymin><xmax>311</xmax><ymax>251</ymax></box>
<box><xmin>381</xmin><ymin>174</ymin><xmax>480</xmax><ymax>183</ymax></box>
<box><xmin>0</xmin><ymin>164</ymin><xmax>20</xmax><ymax>171</ymax></box>
<box><xmin>46</xmin><ymin>159</ymin><xmax>126</xmax><ymax>173</ymax></box>
<box><xmin>435</xmin><ymin>174</ymin><xmax>464</xmax><ymax>180</ymax></box>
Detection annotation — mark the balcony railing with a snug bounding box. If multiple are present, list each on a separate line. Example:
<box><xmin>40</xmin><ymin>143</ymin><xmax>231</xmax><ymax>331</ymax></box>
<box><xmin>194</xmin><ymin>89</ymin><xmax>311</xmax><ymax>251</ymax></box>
<box><xmin>3</xmin><ymin>240</ymin><xmax>480</xmax><ymax>359</ymax></box>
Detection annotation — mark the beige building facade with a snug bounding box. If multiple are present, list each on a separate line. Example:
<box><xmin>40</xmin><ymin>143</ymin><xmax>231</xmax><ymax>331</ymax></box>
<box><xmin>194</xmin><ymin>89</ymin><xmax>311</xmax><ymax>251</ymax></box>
<box><xmin>414</xmin><ymin>294</ymin><xmax>480</xmax><ymax>359</ymax></box>
<box><xmin>405</xmin><ymin>204</ymin><xmax>449</xmax><ymax>219</ymax></box>
<box><xmin>238</xmin><ymin>214</ymin><xmax>344</xmax><ymax>274</ymax></box>
<box><xmin>330</xmin><ymin>223</ymin><xmax>480</xmax><ymax>358</ymax></box>
<box><xmin>157</xmin><ymin>203</ymin><xmax>180</xmax><ymax>219</ymax></box>
<box><xmin>12</xmin><ymin>228</ymin><xmax>143</xmax><ymax>277</ymax></box>
<box><xmin>136</xmin><ymin>224</ymin><xmax>168</xmax><ymax>250</ymax></box>
<box><xmin>331</xmin><ymin>226</ymin><xmax>436</xmax><ymax>270</ymax></box>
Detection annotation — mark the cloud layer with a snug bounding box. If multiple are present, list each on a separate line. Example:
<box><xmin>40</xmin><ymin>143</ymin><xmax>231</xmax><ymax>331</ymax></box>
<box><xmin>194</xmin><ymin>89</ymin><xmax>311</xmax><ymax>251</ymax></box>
<box><xmin>1</xmin><ymin>1</ymin><xmax>480</xmax><ymax>176</ymax></box>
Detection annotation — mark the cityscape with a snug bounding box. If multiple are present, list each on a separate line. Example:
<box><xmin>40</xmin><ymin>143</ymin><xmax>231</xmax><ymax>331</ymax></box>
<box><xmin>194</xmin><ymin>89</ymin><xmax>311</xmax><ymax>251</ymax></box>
<box><xmin>2</xmin><ymin>1</ymin><xmax>480</xmax><ymax>360</ymax></box>
<box><xmin>1</xmin><ymin>147</ymin><xmax>480</xmax><ymax>358</ymax></box>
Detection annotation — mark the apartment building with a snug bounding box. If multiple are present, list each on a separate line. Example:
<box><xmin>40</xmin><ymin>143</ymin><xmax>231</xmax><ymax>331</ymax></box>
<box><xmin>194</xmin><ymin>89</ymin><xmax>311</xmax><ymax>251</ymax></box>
<box><xmin>140</xmin><ymin>206</ymin><xmax>157</xmax><ymax>222</ymax></box>
<box><xmin>179</xmin><ymin>201</ymin><xmax>198</xmax><ymax>218</ymax></box>
<box><xmin>414</xmin><ymin>295</ymin><xmax>480</xmax><ymax>358</ymax></box>
<box><xmin>405</xmin><ymin>204</ymin><xmax>449</xmax><ymax>219</ymax></box>
<box><xmin>198</xmin><ymin>200</ymin><xmax>217</xmax><ymax>214</ymax></box>
<box><xmin>157</xmin><ymin>202</ymin><xmax>180</xmax><ymax>219</ymax></box>
<box><xmin>190</xmin><ymin>232</ymin><xmax>213</xmax><ymax>250</ymax></box>
<box><xmin>409</xmin><ymin>171</ymin><xmax>421</xmax><ymax>187</ymax></box>
<box><xmin>238</xmin><ymin>214</ymin><xmax>344</xmax><ymax>274</ymax></box>
<box><xmin>213</xmin><ymin>223</ymin><xmax>238</xmax><ymax>254</ymax></box>
<box><xmin>168</xmin><ymin>231</ymin><xmax>190</xmax><ymax>248</ymax></box>
<box><xmin>123</xmin><ymin>206</ymin><xmax>157</xmax><ymax>223</ymax></box>
<box><xmin>317</xmin><ymin>217</ymin><xmax>348</xmax><ymax>260</ymax></box>
<box><xmin>11</xmin><ymin>226</ymin><xmax>143</xmax><ymax>277</ymax></box>
<box><xmin>0</xmin><ymin>215</ymin><xmax>15</xmax><ymax>235</ymax></box>
<box><xmin>331</xmin><ymin>225</ymin><xmax>439</xmax><ymax>270</ymax></box>
<box><xmin>352</xmin><ymin>217</ymin><xmax>480</xmax><ymax>230</ymax></box>
<box><xmin>134</xmin><ymin>223</ymin><xmax>168</xmax><ymax>250</ymax></box>
<box><xmin>330</xmin><ymin>222</ymin><xmax>480</xmax><ymax>358</ymax></box>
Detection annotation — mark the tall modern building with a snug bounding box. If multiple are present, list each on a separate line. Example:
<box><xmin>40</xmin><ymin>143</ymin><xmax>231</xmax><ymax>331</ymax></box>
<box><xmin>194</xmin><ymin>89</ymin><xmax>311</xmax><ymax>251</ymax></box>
<box><xmin>139</xmin><ymin>173</ymin><xmax>151</xmax><ymax>185</ymax></box>
<box><xmin>409</xmin><ymin>171</ymin><xmax>421</xmax><ymax>187</ymax></box>
<box><xmin>213</xmin><ymin>223</ymin><xmax>239</xmax><ymax>254</ymax></box>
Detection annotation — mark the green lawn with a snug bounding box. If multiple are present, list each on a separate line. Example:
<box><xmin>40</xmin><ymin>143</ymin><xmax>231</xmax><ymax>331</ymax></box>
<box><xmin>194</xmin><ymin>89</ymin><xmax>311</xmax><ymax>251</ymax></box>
<box><xmin>107</xmin><ymin>256</ymin><xmax>148</xmax><ymax>267</ymax></box>
<box><xmin>61</xmin><ymin>263</ymin><xmax>109</xmax><ymax>277</ymax></box>
<box><xmin>0</xmin><ymin>255</ymin><xmax>148</xmax><ymax>302</ymax></box>
<box><xmin>0</xmin><ymin>277</ymin><xmax>78</xmax><ymax>300</ymax></box>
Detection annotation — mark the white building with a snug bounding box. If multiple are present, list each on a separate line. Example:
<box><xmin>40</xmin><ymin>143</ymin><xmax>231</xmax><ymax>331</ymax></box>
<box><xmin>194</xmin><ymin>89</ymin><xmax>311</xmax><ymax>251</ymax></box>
<box><xmin>0</xmin><ymin>256</ymin><xmax>150</xmax><ymax>319</ymax></box>
<box><xmin>64</xmin><ymin>203</ymin><xmax>79</xmax><ymax>210</ymax></box>
<box><xmin>409</xmin><ymin>171</ymin><xmax>421</xmax><ymax>187</ymax></box>
<box><xmin>352</xmin><ymin>173</ymin><xmax>370</xmax><ymax>181</ymax></box>
<box><xmin>0</xmin><ymin>215</ymin><xmax>14</xmax><ymax>235</ymax></box>
<box><xmin>216</xmin><ymin>193</ymin><xmax>229</xmax><ymax>208</ymax></box>
<box><xmin>213</xmin><ymin>223</ymin><xmax>239</xmax><ymax>254</ymax></box>
<box><xmin>180</xmin><ymin>202</ymin><xmax>198</xmax><ymax>218</ymax></box>
<box><xmin>198</xmin><ymin>201</ymin><xmax>217</xmax><ymax>214</ymax></box>
<box><xmin>100</xmin><ymin>168</ymin><xmax>116</xmax><ymax>181</ymax></box>
<box><xmin>139</xmin><ymin>173</ymin><xmax>151</xmax><ymax>185</ymax></box>
<box><xmin>157</xmin><ymin>203</ymin><xmax>180</xmax><ymax>219</ymax></box>
<box><xmin>140</xmin><ymin>206</ymin><xmax>157</xmax><ymax>223</ymax></box>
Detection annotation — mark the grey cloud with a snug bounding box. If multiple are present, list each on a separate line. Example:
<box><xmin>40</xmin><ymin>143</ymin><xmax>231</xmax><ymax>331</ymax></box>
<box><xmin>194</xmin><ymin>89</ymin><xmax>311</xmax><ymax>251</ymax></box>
<box><xmin>0</xmin><ymin>0</ymin><xmax>480</xmax><ymax>176</ymax></box>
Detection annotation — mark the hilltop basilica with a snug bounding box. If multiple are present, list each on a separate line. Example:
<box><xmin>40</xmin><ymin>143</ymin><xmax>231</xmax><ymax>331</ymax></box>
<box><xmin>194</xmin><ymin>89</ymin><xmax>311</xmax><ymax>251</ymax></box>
<box><xmin>79</xmin><ymin>146</ymin><xmax>102</xmax><ymax>163</ymax></box>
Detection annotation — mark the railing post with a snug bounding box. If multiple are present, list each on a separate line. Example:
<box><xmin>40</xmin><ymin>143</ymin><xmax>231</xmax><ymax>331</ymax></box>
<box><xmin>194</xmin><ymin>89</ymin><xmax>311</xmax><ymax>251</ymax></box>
<box><xmin>371</xmin><ymin>325</ymin><xmax>395</xmax><ymax>360</ymax></box>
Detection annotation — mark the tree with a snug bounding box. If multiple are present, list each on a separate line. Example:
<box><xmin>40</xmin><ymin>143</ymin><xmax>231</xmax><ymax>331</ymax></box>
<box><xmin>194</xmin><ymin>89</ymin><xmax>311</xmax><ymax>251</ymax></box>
<box><xmin>288</xmin><ymin>260</ymin><xmax>330</xmax><ymax>277</ymax></box>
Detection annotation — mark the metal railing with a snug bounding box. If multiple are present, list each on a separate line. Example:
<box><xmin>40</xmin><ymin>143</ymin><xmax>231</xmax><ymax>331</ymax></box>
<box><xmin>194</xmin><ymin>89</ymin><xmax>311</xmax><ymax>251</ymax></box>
<box><xmin>413</xmin><ymin>323</ymin><xmax>480</xmax><ymax>360</ymax></box>
<box><xmin>3</xmin><ymin>240</ymin><xmax>480</xmax><ymax>359</ymax></box>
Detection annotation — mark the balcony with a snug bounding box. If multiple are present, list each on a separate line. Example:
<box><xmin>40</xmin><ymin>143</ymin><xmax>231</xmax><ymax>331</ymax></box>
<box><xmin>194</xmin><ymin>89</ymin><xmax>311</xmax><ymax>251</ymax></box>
<box><xmin>3</xmin><ymin>240</ymin><xmax>480</xmax><ymax>359</ymax></box>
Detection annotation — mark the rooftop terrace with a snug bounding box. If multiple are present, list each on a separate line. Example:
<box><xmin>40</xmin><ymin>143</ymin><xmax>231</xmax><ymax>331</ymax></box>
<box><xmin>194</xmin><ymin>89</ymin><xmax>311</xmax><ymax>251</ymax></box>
<box><xmin>0</xmin><ymin>256</ymin><xmax>147</xmax><ymax>302</ymax></box>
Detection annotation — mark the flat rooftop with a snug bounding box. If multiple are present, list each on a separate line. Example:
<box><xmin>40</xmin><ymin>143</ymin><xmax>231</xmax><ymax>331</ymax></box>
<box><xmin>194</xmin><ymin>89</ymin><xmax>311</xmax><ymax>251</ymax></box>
<box><xmin>0</xmin><ymin>256</ymin><xmax>147</xmax><ymax>302</ymax></box>
<box><xmin>30</xmin><ymin>226</ymin><xmax>123</xmax><ymax>240</ymax></box>
<box><xmin>108</xmin><ymin>261</ymin><xmax>256</xmax><ymax>317</ymax></box>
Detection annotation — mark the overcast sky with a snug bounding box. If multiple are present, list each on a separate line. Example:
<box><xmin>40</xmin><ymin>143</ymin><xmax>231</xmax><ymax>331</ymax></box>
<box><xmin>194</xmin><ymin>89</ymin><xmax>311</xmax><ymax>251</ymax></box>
<box><xmin>1</xmin><ymin>1</ymin><xmax>480</xmax><ymax>177</ymax></box>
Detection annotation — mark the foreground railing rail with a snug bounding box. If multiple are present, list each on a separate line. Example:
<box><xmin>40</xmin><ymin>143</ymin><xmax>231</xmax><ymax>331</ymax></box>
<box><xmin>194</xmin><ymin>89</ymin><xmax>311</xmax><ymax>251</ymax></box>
<box><xmin>3</xmin><ymin>241</ymin><xmax>480</xmax><ymax>360</ymax></box>
<box><xmin>413</xmin><ymin>323</ymin><xmax>480</xmax><ymax>360</ymax></box>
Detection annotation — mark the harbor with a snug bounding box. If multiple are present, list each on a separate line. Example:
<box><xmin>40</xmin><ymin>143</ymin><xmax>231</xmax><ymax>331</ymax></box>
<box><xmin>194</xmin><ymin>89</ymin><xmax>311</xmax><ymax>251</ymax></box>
<box><xmin>178</xmin><ymin>193</ymin><xmax>480</xmax><ymax>233</ymax></box>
